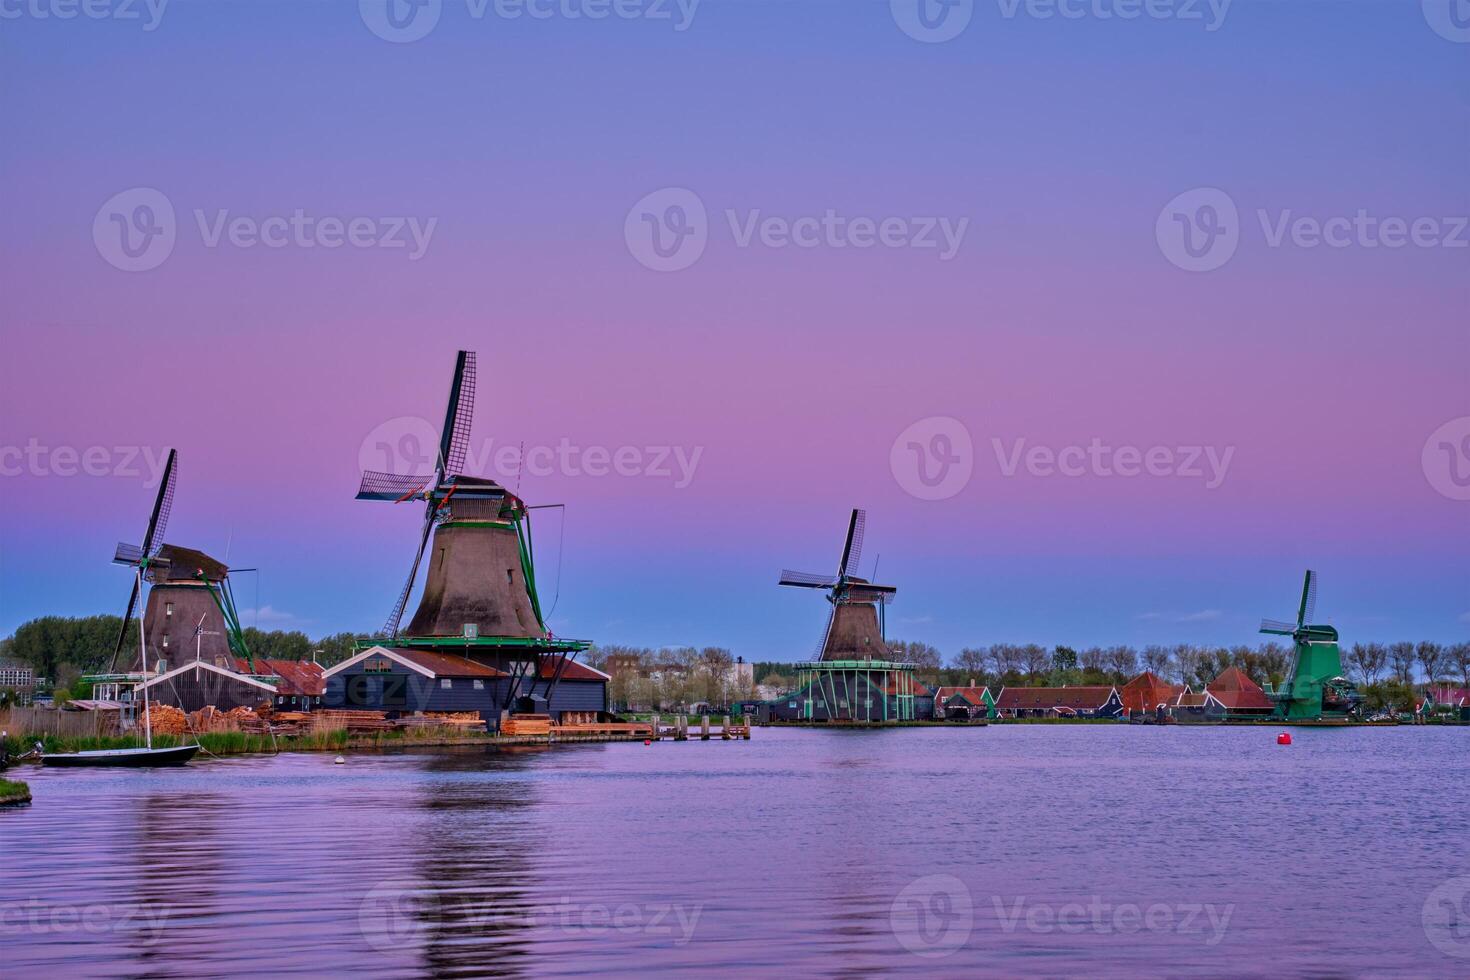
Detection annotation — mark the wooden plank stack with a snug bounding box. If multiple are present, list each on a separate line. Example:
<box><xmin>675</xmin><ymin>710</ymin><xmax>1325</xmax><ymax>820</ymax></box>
<box><xmin>501</xmin><ymin>714</ymin><xmax>553</xmax><ymax>736</ymax></box>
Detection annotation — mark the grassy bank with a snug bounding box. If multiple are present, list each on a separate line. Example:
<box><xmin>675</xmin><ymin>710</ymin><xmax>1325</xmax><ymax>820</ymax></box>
<box><xmin>0</xmin><ymin>777</ymin><xmax>32</xmax><ymax>806</ymax></box>
<box><xmin>3</xmin><ymin>729</ymin><xmax>352</xmax><ymax>758</ymax></box>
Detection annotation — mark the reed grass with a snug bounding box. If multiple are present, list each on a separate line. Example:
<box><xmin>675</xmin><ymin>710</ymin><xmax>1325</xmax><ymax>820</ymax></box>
<box><xmin>0</xmin><ymin>777</ymin><xmax>32</xmax><ymax>805</ymax></box>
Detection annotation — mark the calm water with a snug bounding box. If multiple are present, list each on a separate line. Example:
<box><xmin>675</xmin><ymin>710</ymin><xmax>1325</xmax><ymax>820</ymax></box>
<box><xmin>5</xmin><ymin>726</ymin><xmax>1469</xmax><ymax>977</ymax></box>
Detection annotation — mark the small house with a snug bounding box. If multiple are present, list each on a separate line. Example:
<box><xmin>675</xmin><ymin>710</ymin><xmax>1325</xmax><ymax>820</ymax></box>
<box><xmin>1120</xmin><ymin>672</ymin><xmax>1187</xmax><ymax>718</ymax></box>
<box><xmin>933</xmin><ymin>684</ymin><xmax>995</xmax><ymax>720</ymax></box>
<box><xmin>322</xmin><ymin>646</ymin><xmax>511</xmax><ymax>724</ymax></box>
<box><xmin>994</xmin><ymin>686</ymin><xmax>1123</xmax><ymax>719</ymax></box>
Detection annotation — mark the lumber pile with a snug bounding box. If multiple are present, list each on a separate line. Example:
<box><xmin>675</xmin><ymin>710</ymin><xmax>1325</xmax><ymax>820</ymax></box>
<box><xmin>145</xmin><ymin>704</ymin><xmax>188</xmax><ymax>736</ymax></box>
<box><xmin>312</xmin><ymin>709</ymin><xmax>393</xmax><ymax>734</ymax></box>
<box><xmin>396</xmin><ymin>712</ymin><xmax>487</xmax><ymax>734</ymax></box>
<box><xmin>501</xmin><ymin>714</ymin><xmax>553</xmax><ymax>736</ymax></box>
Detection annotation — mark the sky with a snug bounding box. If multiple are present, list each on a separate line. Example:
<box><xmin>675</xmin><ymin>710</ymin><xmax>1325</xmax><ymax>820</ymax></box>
<box><xmin>0</xmin><ymin>0</ymin><xmax>1466</xmax><ymax>659</ymax></box>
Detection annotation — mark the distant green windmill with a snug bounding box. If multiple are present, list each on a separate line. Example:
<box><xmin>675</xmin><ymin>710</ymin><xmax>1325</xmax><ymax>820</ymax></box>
<box><xmin>1259</xmin><ymin>570</ymin><xmax>1362</xmax><ymax>721</ymax></box>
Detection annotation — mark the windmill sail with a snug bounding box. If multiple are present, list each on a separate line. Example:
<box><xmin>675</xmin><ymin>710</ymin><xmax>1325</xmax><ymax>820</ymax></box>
<box><xmin>108</xmin><ymin>449</ymin><xmax>177</xmax><ymax>672</ymax></box>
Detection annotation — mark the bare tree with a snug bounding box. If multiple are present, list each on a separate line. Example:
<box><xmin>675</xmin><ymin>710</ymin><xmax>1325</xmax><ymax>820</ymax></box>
<box><xmin>1388</xmin><ymin>642</ymin><xmax>1418</xmax><ymax>685</ymax></box>
<box><xmin>1021</xmin><ymin>644</ymin><xmax>1050</xmax><ymax>681</ymax></box>
<box><xmin>1105</xmin><ymin>646</ymin><xmax>1138</xmax><ymax>682</ymax></box>
<box><xmin>1347</xmin><ymin>642</ymin><xmax>1387</xmax><ymax>687</ymax></box>
<box><xmin>1080</xmin><ymin>647</ymin><xmax>1107</xmax><ymax>675</ymax></box>
<box><xmin>1142</xmin><ymin>645</ymin><xmax>1173</xmax><ymax>680</ymax></box>
<box><xmin>1452</xmin><ymin>642</ymin><xmax>1470</xmax><ymax>689</ymax></box>
<box><xmin>1418</xmin><ymin>642</ymin><xmax>1447</xmax><ymax>687</ymax></box>
<box><xmin>953</xmin><ymin>647</ymin><xmax>989</xmax><ymax>680</ymax></box>
<box><xmin>1256</xmin><ymin>642</ymin><xmax>1289</xmax><ymax>687</ymax></box>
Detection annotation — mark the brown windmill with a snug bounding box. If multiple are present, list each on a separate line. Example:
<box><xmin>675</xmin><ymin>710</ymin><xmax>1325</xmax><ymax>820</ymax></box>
<box><xmin>779</xmin><ymin>509</ymin><xmax>897</xmax><ymax>660</ymax></box>
<box><xmin>356</xmin><ymin>351</ymin><xmax>547</xmax><ymax>642</ymax></box>
<box><xmin>108</xmin><ymin>451</ymin><xmax>254</xmax><ymax>674</ymax></box>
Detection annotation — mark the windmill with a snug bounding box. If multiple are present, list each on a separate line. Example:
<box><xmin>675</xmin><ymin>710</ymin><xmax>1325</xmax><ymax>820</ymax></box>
<box><xmin>356</xmin><ymin>350</ymin><xmax>549</xmax><ymax>642</ymax></box>
<box><xmin>779</xmin><ymin>509</ymin><xmax>897</xmax><ymax>660</ymax></box>
<box><xmin>1259</xmin><ymin>569</ymin><xmax>1361</xmax><ymax>720</ymax></box>
<box><xmin>107</xmin><ymin>451</ymin><xmax>254</xmax><ymax>674</ymax></box>
<box><xmin>778</xmin><ymin>510</ymin><xmax>915</xmax><ymax>723</ymax></box>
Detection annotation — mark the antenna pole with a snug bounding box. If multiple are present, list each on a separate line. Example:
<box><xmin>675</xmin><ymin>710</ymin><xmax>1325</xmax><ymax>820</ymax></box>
<box><xmin>136</xmin><ymin>568</ymin><xmax>152</xmax><ymax>750</ymax></box>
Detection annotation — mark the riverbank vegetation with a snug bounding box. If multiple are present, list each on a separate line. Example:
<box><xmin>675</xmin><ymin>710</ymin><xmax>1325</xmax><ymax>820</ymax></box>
<box><xmin>0</xmin><ymin>777</ymin><xmax>32</xmax><ymax>805</ymax></box>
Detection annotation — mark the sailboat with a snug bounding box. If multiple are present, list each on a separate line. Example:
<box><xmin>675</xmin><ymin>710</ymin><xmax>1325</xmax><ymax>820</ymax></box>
<box><xmin>45</xmin><ymin>455</ymin><xmax>200</xmax><ymax>768</ymax></box>
<box><xmin>44</xmin><ymin>574</ymin><xmax>201</xmax><ymax>767</ymax></box>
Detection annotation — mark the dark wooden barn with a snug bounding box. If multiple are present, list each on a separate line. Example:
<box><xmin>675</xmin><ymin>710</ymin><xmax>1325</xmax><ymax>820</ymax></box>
<box><xmin>321</xmin><ymin>647</ymin><xmax>512</xmax><ymax>723</ymax></box>
<box><xmin>139</xmin><ymin>659</ymin><xmax>280</xmax><ymax>712</ymax></box>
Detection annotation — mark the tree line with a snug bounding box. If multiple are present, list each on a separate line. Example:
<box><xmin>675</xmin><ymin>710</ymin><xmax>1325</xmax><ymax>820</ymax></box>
<box><xmin>0</xmin><ymin>615</ymin><xmax>362</xmax><ymax>693</ymax></box>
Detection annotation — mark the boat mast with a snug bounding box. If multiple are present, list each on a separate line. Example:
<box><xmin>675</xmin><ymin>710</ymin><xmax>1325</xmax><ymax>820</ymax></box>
<box><xmin>136</xmin><ymin>567</ymin><xmax>152</xmax><ymax>750</ymax></box>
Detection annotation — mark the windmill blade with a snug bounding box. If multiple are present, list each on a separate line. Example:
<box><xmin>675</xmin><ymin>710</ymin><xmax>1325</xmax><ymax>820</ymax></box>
<box><xmin>439</xmin><ymin>350</ymin><xmax>476</xmax><ymax>478</ymax></box>
<box><xmin>837</xmin><ymin>509</ymin><xmax>865</xmax><ymax>580</ymax></box>
<box><xmin>141</xmin><ymin>449</ymin><xmax>177</xmax><ymax>557</ymax></box>
<box><xmin>1259</xmin><ymin>618</ymin><xmax>1298</xmax><ymax>635</ymax></box>
<box><xmin>108</xmin><ymin>575</ymin><xmax>141</xmax><ymax>673</ymax></box>
<box><xmin>813</xmin><ymin>606</ymin><xmax>835</xmax><ymax>659</ymax></box>
<box><xmin>383</xmin><ymin>507</ymin><xmax>435</xmax><ymax>637</ymax></box>
<box><xmin>779</xmin><ymin>570</ymin><xmax>838</xmax><ymax>588</ymax></box>
<box><xmin>113</xmin><ymin>541</ymin><xmax>145</xmax><ymax>565</ymax></box>
<box><xmin>357</xmin><ymin>469</ymin><xmax>430</xmax><ymax>501</ymax></box>
<box><xmin>1298</xmin><ymin>569</ymin><xmax>1318</xmax><ymax>626</ymax></box>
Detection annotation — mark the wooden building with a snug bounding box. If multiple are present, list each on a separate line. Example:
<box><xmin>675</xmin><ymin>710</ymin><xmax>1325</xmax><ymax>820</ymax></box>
<box><xmin>321</xmin><ymin>646</ymin><xmax>610</xmax><ymax>728</ymax></box>
<box><xmin>1120</xmin><ymin>671</ymin><xmax>1188</xmax><ymax>718</ymax></box>
<box><xmin>932</xmin><ymin>685</ymin><xmax>995</xmax><ymax>720</ymax></box>
<box><xmin>994</xmin><ymin>686</ymin><xmax>1123</xmax><ymax>719</ymax></box>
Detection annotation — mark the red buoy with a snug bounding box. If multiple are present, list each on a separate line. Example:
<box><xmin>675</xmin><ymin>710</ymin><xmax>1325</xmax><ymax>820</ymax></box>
<box><xmin>1277</xmin><ymin>732</ymin><xmax>1292</xmax><ymax>745</ymax></box>
<box><xmin>644</xmin><ymin>739</ymin><xmax>651</xmax><ymax>746</ymax></box>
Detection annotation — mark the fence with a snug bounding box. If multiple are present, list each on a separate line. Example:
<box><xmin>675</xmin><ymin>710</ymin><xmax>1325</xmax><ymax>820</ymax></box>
<box><xmin>0</xmin><ymin>706</ymin><xmax>120</xmax><ymax>739</ymax></box>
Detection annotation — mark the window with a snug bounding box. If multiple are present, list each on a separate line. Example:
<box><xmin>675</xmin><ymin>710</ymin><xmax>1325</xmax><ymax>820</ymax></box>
<box><xmin>162</xmin><ymin>634</ymin><xmax>169</xmax><ymax>648</ymax></box>
<box><xmin>364</xmin><ymin>657</ymin><xmax>392</xmax><ymax>674</ymax></box>
<box><xmin>473</xmin><ymin>679</ymin><xmax>484</xmax><ymax>690</ymax></box>
<box><xmin>441</xmin><ymin>678</ymin><xmax>453</xmax><ymax>690</ymax></box>
<box><xmin>165</xmin><ymin>602</ymin><xmax>173</xmax><ymax>617</ymax></box>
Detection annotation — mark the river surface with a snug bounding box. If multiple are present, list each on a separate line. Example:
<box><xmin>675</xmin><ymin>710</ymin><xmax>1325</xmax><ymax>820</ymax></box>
<box><xmin>5</xmin><ymin>725</ymin><xmax>1469</xmax><ymax>977</ymax></box>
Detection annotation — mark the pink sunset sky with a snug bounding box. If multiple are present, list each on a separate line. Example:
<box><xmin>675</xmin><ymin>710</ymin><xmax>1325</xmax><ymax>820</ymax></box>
<box><xmin>1</xmin><ymin>0</ymin><xmax>1465</xmax><ymax>657</ymax></box>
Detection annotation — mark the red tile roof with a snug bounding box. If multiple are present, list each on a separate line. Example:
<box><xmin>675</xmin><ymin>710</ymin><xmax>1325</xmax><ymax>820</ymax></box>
<box><xmin>1120</xmin><ymin>672</ymin><xmax>1184</xmax><ymax>714</ymax></box>
<box><xmin>1206</xmin><ymin>667</ymin><xmax>1273</xmax><ymax>711</ymax></box>
<box><xmin>235</xmin><ymin>658</ymin><xmax>326</xmax><ymax>697</ymax></box>
<box><xmin>935</xmin><ymin>685</ymin><xmax>990</xmax><ymax>706</ymax></box>
<box><xmin>538</xmin><ymin>656</ymin><xmax>610</xmax><ymax>682</ymax></box>
<box><xmin>386</xmin><ymin>649</ymin><xmax>508</xmax><ymax>678</ymax></box>
<box><xmin>995</xmin><ymin>686</ymin><xmax>1118</xmax><ymax>711</ymax></box>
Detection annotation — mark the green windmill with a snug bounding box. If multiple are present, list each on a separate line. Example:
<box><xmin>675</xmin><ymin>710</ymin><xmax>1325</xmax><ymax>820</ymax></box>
<box><xmin>1258</xmin><ymin>570</ymin><xmax>1362</xmax><ymax>721</ymax></box>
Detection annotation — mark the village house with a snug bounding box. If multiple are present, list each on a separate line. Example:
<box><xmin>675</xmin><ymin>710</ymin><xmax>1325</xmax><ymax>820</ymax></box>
<box><xmin>1120</xmin><ymin>671</ymin><xmax>1188</xmax><ymax>718</ymax></box>
<box><xmin>994</xmin><ymin>686</ymin><xmax>1123</xmax><ymax>719</ymax></box>
<box><xmin>932</xmin><ymin>683</ymin><xmax>995</xmax><ymax>720</ymax></box>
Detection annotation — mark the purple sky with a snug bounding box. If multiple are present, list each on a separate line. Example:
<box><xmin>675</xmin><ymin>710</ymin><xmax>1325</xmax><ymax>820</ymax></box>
<box><xmin>1</xmin><ymin>0</ymin><xmax>1466</xmax><ymax>658</ymax></box>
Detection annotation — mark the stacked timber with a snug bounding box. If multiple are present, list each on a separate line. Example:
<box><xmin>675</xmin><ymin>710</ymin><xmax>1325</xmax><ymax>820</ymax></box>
<box><xmin>312</xmin><ymin>710</ymin><xmax>394</xmax><ymax>734</ymax></box>
<box><xmin>501</xmin><ymin>714</ymin><xmax>553</xmax><ymax>736</ymax></box>
<box><xmin>396</xmin><ymin>712</ymin><xmax>487</xmax><ymax>734</ymax></box>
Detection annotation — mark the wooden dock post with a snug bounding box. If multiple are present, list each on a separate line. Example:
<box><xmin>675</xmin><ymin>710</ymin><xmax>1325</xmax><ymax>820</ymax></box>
<box><xmin>701</xmin><ymin>715</ymin><xmax>710</xmax><ymax>740</ymax></box>
<box><xmin>721</xmin><ymin>715</ymin><xmax>731</xmax><ymax>740</ymax></box>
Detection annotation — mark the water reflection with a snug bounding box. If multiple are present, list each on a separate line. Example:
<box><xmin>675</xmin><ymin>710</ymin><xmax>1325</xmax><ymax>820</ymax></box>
<box><xmin>5</xmin><ymin>728</ymin><xmax>1469</xmax><ymax>977</ymax></box>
